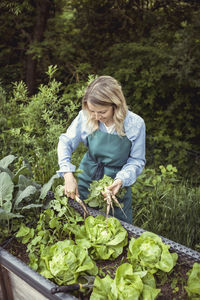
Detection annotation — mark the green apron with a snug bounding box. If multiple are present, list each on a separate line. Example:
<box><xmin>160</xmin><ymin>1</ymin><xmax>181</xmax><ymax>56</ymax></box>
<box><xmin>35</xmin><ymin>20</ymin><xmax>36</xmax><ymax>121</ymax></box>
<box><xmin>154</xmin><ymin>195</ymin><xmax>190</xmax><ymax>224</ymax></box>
<box><xmin>78</xmin><ymin>130</ymin><xmax>133</xmax><ymax>224</ymax></box>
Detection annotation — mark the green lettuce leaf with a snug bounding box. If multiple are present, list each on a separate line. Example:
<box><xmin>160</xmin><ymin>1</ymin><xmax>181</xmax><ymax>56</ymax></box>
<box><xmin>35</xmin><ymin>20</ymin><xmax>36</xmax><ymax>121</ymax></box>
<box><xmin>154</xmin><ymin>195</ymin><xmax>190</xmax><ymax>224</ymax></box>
<box><xmin>90</xmin><ymin>275</ymin><xmax>114</xmax><ymax>300</ymax></box>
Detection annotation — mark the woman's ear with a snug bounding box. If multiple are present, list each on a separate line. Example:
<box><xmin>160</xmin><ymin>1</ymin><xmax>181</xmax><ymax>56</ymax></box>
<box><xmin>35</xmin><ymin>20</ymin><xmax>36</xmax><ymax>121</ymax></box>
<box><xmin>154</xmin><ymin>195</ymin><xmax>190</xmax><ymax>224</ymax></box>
<box><xmin>112</xmin><ymin>104</ymin><xmax>117</xmax><ymax>113</ymax></box>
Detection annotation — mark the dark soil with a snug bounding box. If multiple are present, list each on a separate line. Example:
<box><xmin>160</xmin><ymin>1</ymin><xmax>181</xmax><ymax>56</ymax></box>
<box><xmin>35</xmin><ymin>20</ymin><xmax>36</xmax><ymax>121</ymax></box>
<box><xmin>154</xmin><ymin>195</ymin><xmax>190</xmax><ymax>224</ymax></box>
<box><xmin>155</xmin><ymin>262</ymin><xmax>189</xmax><ymax>300</ymax></box>
<box><xmin>3</xmin><ymin>237</ymin><xmax>29</xmax><ymax>264</ymax></box>
<box><xmin>3</xmin><ymin>237</ymin><xmax>191</xmax><ymax>300</ymax></box>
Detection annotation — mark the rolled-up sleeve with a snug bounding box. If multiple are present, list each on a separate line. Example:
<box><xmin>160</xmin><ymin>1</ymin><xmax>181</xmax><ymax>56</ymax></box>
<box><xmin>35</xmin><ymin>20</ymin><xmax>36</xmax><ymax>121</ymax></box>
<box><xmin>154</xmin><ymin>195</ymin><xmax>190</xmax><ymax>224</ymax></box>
<box><xmin>57</xmin><ymin>111</ymin><xmax>87</xmax><ymax>177</ymax></box>
<box><xmin>115</xmin><ymin>113</ymin><xmax>146</xmax><ymax>186</ymax></box>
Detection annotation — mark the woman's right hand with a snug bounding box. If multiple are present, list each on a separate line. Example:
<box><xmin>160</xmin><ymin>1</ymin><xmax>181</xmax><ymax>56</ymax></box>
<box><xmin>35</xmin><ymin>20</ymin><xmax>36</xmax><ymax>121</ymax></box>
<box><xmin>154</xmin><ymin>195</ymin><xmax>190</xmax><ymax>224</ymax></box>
<box><xmin>64</xmin><ymin>172</ymin><xmax>79</xmax><ymax>200</ymax></box>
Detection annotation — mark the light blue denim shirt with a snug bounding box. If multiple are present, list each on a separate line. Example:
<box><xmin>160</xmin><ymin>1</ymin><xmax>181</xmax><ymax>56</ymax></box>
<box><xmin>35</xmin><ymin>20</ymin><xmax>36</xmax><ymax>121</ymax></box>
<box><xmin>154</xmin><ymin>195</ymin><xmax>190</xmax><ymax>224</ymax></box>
<box><xmin>57</xmin><ymin>110</ymin><xmax>146</xmax><ymax>187</ymax></box>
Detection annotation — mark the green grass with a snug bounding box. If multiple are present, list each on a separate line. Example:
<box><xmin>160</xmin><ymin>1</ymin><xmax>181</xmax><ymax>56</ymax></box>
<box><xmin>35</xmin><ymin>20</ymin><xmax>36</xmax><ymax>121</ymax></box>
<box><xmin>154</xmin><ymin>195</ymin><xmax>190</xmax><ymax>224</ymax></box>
<box><xmin>132</xmin><ymin>167</ymin><xmax>200</xmax><ymax>251</ymax></box>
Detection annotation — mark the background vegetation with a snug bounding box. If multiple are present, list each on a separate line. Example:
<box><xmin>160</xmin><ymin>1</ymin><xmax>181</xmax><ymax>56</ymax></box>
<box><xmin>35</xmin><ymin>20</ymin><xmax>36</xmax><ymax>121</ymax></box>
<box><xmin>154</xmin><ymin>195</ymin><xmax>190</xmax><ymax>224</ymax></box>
<box><xmin>0</xmin><ymin>0</ymin><xmax>200</xmax><ymax>250</ymax></box>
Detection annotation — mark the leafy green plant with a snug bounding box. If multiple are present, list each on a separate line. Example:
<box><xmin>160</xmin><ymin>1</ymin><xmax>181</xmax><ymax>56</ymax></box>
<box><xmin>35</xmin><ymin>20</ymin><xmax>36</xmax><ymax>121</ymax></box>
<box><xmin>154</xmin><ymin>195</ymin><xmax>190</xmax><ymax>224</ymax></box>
<box><xmin>131</xmin><ymin>165</ymin><xmax>200</xmax><ymax>250</ymax></box>
<box><xmin>16</xmin><ymin>184</ymin><xmax>84</xmax><ymax>270</ymax></box>
<box><xmin>184</xmin><ymin>262</ymin><xmax>200</xmax><ymax>299</ymax></box>
<box><xmin>132</xmin><ymin>164</ymin><xmax>178</xmax><ymax>204</ymax></box>
<box><xmin>69</xmin><ymin>214</ymin><xmax>128</xmax><ymax>260</ymax></box>
<box><xmin>15</xmin><ymin>185</ymin><xmax>98</xmax><ymax>286</ymax></box>
<box><xmin>131</xmin><ymin>164</ymin><xmax>178</xmax><ymax>232</ymax></box>
<box><xmin>0</xmin><ymin>154</ymin><xmax>58</xmax><ymax>243</ymax></box>
<box><xmin>90</xmin><ymin>263</ymin><xmax>160</xmax><ymax>300</ymax></box>
<box><xmin>85</xmin><ymin>174</ymin><xmax>126</xmax><ymax>211</ymax></box>
<box><xmin>0</xmin><ymin>66</ymin><xmax>88</xmax><ymax>184</ymax></box>
<box><xmin>127</xmin><ymin>231</ymin><xmax>178</xmax><ymax>274</ymax></box>
<box><xmin>47</xmin><ymin>184</ymin><xmax>83</xmax><ymax>219</ymax></box>
<box><xmin>38</xmin><ymin>239</ymin><xmax>98</xmax><ymax>285</ymax></box>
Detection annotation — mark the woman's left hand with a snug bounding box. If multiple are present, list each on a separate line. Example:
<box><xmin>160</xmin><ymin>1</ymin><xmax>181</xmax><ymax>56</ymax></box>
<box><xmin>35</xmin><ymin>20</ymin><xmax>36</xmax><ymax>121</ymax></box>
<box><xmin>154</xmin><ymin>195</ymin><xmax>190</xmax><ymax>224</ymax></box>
<box><xmin>106</xmin><ymin>179</ymin><xmax>123</xmax><ymax>195</ymax></box>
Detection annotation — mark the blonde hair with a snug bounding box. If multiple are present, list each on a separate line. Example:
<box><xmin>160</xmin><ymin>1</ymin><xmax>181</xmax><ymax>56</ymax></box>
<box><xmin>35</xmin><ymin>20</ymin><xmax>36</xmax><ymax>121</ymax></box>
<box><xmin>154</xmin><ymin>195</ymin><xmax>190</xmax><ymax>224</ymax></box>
<box><xmin>82</xmin><ymin>76</ymin><xmax>128</xmax><ymax>136</ymax></box>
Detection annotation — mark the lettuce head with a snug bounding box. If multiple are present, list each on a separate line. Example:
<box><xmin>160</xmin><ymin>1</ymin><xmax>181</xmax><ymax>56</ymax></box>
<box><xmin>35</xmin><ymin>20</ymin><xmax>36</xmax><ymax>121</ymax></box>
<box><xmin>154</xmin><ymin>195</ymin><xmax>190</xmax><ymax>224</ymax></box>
<box><xmin>70</xmin><ymin>214</ymin><xmax>128</xmax><ymax>260</ymax></box>
<box><xmin>38</xmin><ymin>239</ymin><xmax>98</xmax><ymax>285</ymax></box>
<box><xmin>127</xmin><ymin>231</ymin><xmax>178</xmax><ymax>274</ymax></box>
<box><xmin>90</xmin><ymin>263</ymin><xmax>160</xmax><ymax>300</ymax></box>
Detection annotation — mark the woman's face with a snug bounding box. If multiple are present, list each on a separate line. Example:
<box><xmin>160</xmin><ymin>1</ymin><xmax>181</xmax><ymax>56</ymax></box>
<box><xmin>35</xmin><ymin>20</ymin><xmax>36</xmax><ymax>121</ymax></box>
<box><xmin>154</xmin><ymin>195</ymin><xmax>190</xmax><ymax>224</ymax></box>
<box><xmin>87</xmin><ymin>102</ymin><xmax>114</xmax><ymax>126</ymax></box>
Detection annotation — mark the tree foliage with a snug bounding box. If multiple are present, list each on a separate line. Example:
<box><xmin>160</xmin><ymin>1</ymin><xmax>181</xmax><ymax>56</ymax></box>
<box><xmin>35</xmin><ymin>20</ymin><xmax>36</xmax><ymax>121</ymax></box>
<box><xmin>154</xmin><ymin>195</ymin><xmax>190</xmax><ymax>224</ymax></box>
<box><xmin>0</xmin><ymin>0</ymin><xmax>200</xmax><ymax>180</ymax></box>
<box><xmin>0</xmin><ymin>66</ymin><xmax>86</xmax><ymax>183</ymax></box>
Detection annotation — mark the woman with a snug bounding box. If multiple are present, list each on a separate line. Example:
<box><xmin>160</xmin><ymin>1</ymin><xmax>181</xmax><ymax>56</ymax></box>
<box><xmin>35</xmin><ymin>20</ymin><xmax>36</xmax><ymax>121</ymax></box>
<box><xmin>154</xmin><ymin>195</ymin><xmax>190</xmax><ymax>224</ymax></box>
<box><xmin>57</xmin><ymin>75</ymin><xmax>146</xmax><ymax>224</ymax></box>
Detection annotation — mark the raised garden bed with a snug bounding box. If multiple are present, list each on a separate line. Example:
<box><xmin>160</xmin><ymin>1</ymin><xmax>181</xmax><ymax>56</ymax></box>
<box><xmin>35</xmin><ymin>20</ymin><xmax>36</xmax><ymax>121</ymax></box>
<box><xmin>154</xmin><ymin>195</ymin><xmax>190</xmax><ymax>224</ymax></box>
<box><xmin>1</xmin><ymin>199</ymin><xmax>200</xmax><ymax>300</ymax></box>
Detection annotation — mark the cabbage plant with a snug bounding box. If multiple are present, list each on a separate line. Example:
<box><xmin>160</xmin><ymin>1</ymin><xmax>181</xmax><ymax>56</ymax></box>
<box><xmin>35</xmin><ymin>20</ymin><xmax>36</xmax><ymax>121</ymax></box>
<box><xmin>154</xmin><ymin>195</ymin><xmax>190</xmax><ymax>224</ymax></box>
<box><xmin>69</xmin><ymin>214</ymin><xmax>128</xmax><ymax>260</ymax></box>
<box><xmin>127</xmin><ymin>231</ymin><xmax>178</xmax><ymax>274</ymax></box>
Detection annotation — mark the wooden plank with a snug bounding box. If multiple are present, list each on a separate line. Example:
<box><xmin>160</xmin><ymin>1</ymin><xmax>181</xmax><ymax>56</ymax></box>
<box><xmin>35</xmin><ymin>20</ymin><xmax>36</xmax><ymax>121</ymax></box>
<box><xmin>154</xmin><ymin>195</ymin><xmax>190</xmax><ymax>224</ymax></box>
<box><xmin>0</xmin><ymin>264</ymin><xmax>7</xmax><ymax>300</ymax></box>
<box><xmin>4</xmin><ymin>266</ymin><xmax>49</xmax><ymax>300</ymax></box>
<box><xmin>0</xmin><ymin>264</ymin><xmax>14</xmax><ymax>300</ymax></box>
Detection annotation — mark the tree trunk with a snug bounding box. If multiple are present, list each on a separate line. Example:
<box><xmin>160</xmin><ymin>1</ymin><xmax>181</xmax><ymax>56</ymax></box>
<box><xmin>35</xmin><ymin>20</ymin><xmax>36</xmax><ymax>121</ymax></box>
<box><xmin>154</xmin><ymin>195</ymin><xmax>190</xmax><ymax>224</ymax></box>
<box><xmin>26</xmin><ymin>0</ymin><xmax>50</xmax><ymax>95</ymax></box>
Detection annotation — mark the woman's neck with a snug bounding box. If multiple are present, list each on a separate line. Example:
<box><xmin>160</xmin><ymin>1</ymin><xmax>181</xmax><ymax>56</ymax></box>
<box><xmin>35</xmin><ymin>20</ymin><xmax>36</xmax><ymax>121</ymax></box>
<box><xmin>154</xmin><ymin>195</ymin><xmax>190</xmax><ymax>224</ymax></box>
<box><xmin>103</xmin><ymin>120</ymin><xmax>114</xmax><ymax>127</ymax></box>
